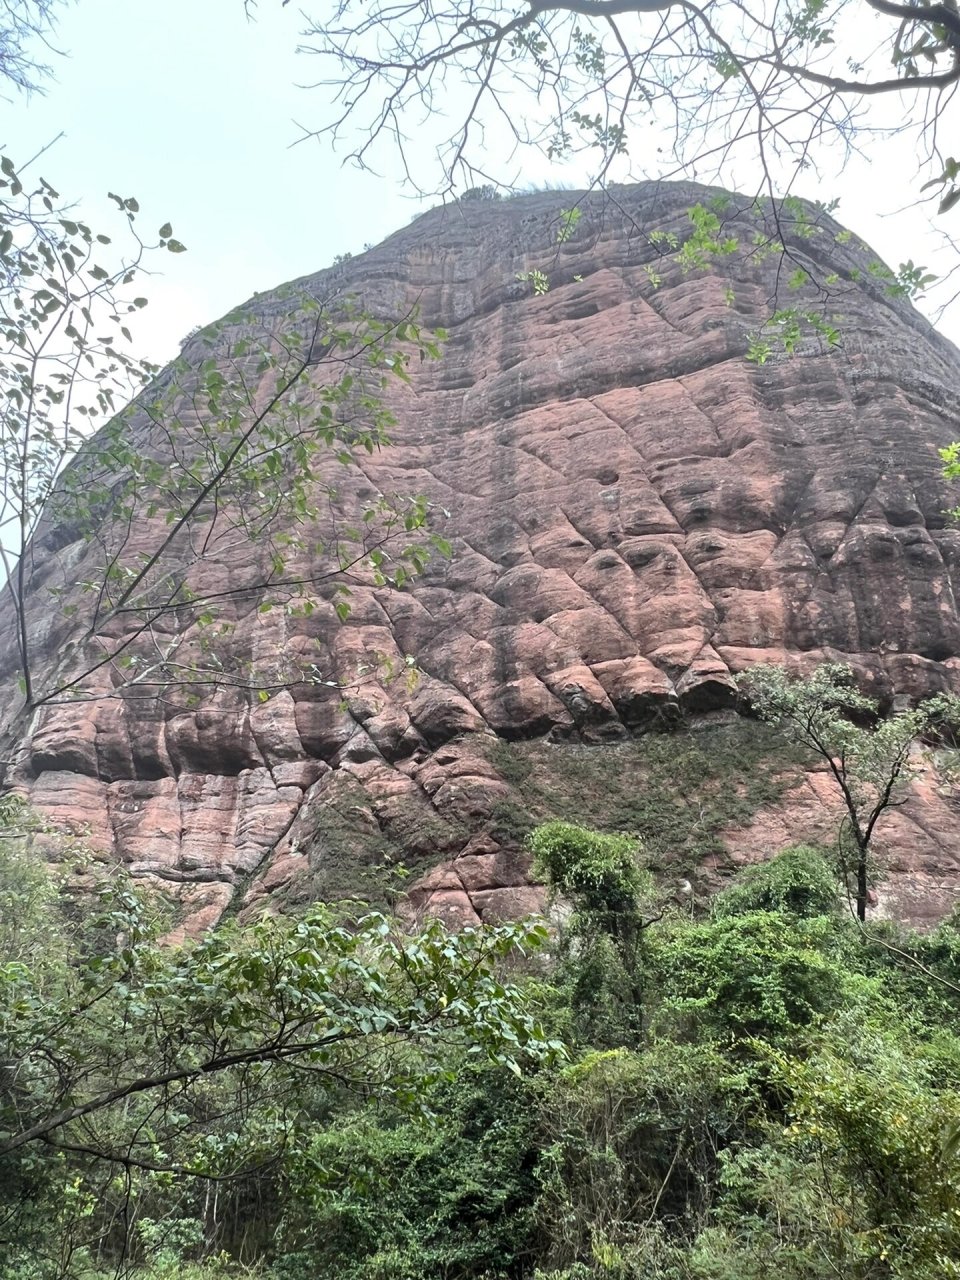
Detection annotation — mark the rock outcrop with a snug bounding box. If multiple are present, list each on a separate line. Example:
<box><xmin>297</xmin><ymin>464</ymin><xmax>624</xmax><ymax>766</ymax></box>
<box><xmin>5</xmin><ymin>182</ymin><xmax>960</xmax><ymax>926</ymax></box>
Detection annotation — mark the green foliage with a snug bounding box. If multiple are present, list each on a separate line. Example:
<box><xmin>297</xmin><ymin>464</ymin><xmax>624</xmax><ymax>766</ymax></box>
<box><xmin>713</xmin><ymin>845</ymin><xmax>840</xmax><ymax>920</ymax></box>
<box><xmin>864</xmin><ymin>255</ymin><xmax>938</xmax><ymax>299</ymax></box>
<box><xmin>757</xmin><ymin>1020</ymin><xmax>960</xmax><ymax>1278</ymax></box>
<box><xmin>0</xmin><ymin>151</ymin><xmax>172</xmax><ymax>710</ymax></box>
<box><xmin>2</xmin><ymin>894</ymin><xmax>553</xmax><ymax>1153</ymax></box>
<box><xmin>12</xmin><ymin>825</ymin><xmax>960</xmax><ymax>1279</ymax></box>
<box><xmin>534</xmin><ymin>1042</ymin><xmax>744</xmax><ymax>1276</ymax></box>
<box><xmin>939</xmin><ymin>441</ymin><xmax>960</xmax><ymax>522</ymax></box>
<box><xmin>276</xmin><ymin>1064</ymin><xmax>540</xmax><ymax>1280</ymax></box>
<box><xmin>923</xmin><ymin>156</ymin><xmax>960</xmax><ymax>214</ymax></box>
<box><xmin>745</xmin><ymin>307</ymin><xmax>841</xmax><ymax>364</ymax></box>
<box><xmin>531</xmin><ymin>896</ymin><xmax>960</xmax><ymax>1280</ymax></box>
<box><xmin>556</xmin><ymin>207</ymin><xmax>581</xmax><ymax>243</ymax></box>
<box><xmin>530</xmin><ymin>822</ymin><xmax>650</xmax><ymax>916</ymax></box>
<box><xmin>0</xmin><ymin>826</ymin><xmax>557</xmax><ymax>1278</ymax></box>
<box><xmin>0</xmin><ymin>799</ymin><xmax>63</xmax><ymax>968</ymax></box>
<box><xmin>529</xmin><ymin>822</ymin><xmax>656</xmax><ymax>1047</ymax></box>
<box><xmin>652</xmin><ymin>910</ymin><xmax>850</xmax><ymax>1040</ymax></box>
<box><xmin>676</xmin><ymin>203</ymin><xmax>738</xmax><ymax>273</ymax></box>
<box><xmin>516</xmin><ymin>267</ymin><xmax>551</xmax><ymax>295</ymax></box>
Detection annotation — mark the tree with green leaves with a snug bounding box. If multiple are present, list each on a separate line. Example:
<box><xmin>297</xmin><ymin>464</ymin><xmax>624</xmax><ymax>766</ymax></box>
<box><xmin>0</xmin><ymin>813</ymin><xmax>556</xmax><ymax>1275</ymax></box>
<box><xmin>239</xmin><ymin>0</ymin><xmax>960</xmax><ymax>421</ymax></box>
<box><xmin>738</xmin><ymin>663</ymin><xmax>960</xmax><ymax>921</ymax></box>
<box><xmin>0</xmin><ymin>154</ymin><xmax>175</xmax><ymax>710</ymax></box>
<box><xmin>11</xmin><ymin>814</ymin><xmax>960</xmax><ymax>1278</ymax></box>
<box><xmin>0</xmin><ymin>147</ymin><xmax>450</xmax><ymax>781</ymax></box>
<box><xmin>0</xmin><ymin>904</ymin><xmax>550</xmax><ymax>1160</ymax></box>
<box><xmin>529</xmin><ymin>821</ymin><xmax>657</xmax><ymax>1043</ymax></box>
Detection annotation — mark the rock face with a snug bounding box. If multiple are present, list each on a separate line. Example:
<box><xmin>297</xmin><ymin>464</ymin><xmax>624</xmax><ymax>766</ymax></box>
<box><xmin>5</xmin><ymin>182</ymin><xmax>960</xmax><ymax>927</ymax></box>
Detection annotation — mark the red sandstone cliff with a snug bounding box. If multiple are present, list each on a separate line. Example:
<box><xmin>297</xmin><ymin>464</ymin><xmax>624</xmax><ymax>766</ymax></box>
<box><xmin>5</xmin><ymin>182</ymin><xmax>960</xmax><ymax>928</ymax></box>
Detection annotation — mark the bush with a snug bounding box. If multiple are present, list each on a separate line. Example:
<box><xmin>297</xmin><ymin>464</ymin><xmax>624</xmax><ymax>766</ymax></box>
<box><xmin>713</xmin><ymin>846</ymin><xmax>840</xmax><ymax>920</ymax></box>
<box><xmin>534</xmin><ymin>1042</ymin><xmax>750</xmax><ymax>1274</ymax></box>
<box><xmin>275</xmin><ymin>1064</ymin><xmax>540</xmax><ymax>1280</ymax></box>
<box><xmin>651</xmin><ymin>911</ymin><xmax>849</xmax><ymax>1040</ymax></box>
<box><xmin>460</xmin><ymin>184</ymin><xmax>502</xmax><ymax>201</ymax></box>
<box><xmin>529</xmin><ymin>822</ymin><xmax>650</xmax><ymax>916</ymax></box>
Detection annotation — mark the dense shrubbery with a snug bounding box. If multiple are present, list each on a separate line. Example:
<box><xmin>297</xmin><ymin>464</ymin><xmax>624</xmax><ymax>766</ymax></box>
<box><xmin>5</xmin><ymin>806</ymin><xmax>960</xmax><ymax>1279</ymax></box>
<box><xmin>0</xmin><ymin>810</ymin><xmax>555</xmax><ymax>1280</ymax></box>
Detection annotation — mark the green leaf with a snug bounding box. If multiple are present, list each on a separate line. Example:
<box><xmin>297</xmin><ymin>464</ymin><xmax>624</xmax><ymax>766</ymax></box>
<box><xmin>158</xmin><ymin>222</ymin><xmax>173</xmax><ymax>239</ymax></box>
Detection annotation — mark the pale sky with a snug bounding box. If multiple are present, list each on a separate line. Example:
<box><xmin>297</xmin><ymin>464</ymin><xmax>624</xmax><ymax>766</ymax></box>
<box><xmin>4</xmin><ymin>0</ymin><xmax>440</xmax><ymax>363</ymax></box>
<box><xmin>5</xmin><ymin>0</ymin><xmax>960</xmax><ymax>363</ymax></box>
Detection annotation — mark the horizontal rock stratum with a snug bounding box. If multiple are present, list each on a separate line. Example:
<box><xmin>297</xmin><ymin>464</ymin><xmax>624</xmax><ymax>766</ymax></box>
<box><xmin>5</xmin><ymin>182</ymin><xmax>960</xmax><ymax>927</ymax></box>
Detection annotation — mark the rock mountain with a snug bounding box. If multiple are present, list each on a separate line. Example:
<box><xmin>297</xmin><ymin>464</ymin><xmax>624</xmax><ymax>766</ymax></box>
<box><xmin>6</xmin><ymin>182</ymin><xmax>960</xmax><ymax>928</ymax></box>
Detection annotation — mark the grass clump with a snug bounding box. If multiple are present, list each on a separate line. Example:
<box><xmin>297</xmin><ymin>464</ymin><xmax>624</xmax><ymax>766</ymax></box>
<box><xmin>486</xmin><ymin>720</ymin><xmax>804</xmax><ymax>873</ymax></box>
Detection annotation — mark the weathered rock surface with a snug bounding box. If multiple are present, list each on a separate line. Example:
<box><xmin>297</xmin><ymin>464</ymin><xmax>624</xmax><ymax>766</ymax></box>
<box><xmin>5</xmin><ymin>182</ymin><xmax>960</xmax><ymax>925</ymax></box>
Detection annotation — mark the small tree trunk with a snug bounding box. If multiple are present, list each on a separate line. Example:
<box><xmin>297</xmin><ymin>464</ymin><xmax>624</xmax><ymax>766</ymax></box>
<box><xmin>856</xmin><ymin>842</ymin><xmax>869</xmax><ymax>923</ymax></box>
